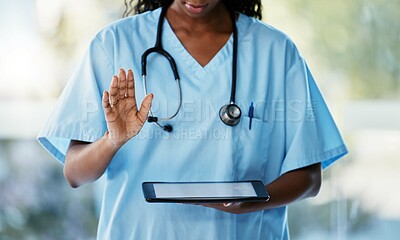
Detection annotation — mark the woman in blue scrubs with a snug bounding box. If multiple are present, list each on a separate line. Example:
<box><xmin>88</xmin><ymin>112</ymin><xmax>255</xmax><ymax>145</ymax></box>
<box><xmin>38</xmin><ymin>0</ymin><xmax>348</xmax><ymax>239</ymax></box>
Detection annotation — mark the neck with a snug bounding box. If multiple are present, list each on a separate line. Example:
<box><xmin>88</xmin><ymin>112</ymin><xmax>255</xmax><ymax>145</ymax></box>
<box><xmin>166</xmin><ymin>2</ymin><xmax>232</xmax><ymax>35</ymax></box>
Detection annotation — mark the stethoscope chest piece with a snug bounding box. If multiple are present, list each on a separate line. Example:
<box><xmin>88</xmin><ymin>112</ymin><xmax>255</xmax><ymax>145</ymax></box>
<box><xmin>219</xmin><ymin>103</ymin><xmax>241</xmax><ymax>126</ymax></box>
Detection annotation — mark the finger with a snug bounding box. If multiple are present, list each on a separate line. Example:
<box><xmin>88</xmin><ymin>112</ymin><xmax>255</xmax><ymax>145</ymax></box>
<box><xmin>223</xmin><ymin>202</ymin><xmax>242</xmax><ymax>208</ymax></box>
<box><xmin>201</xmin><ymin>203</ymin><xmax>216</xmax><ymax>208</ymax></box>
<box><xmin>125</xmin><ymin>69</ymin><xmax>137</xmax><ymax>111</ymax></box>
<box><xmin>223</xmin><ymin>203</ymin><xmax>233</xmax><ymax>208</ymax></box>
<box><xmin>109</xmin><ymin>75</ymin><xmax>119</xmax><ymax>107</ymax></box>
<box><xmin>137</xmin><ymin>93</ymin><xmax>154</xmax><ymax>125</ymax></box>
<box><xmin>102</xmin><ymin>91</ymin><xmax>111</xmax><ymax>112</ymax></box>
<box><xmin>201</xmin><ymin>203</ymin><xmax>226</xmax><ymax>211</ymax></box>
<box><xmin>127</xmin><ymin>69</ymin><xmax>135</xmax><ymax>99</ymax></box>
<box><xmin>118</xmin><ymin>68</ymin><xmax>127</xmax><ymax>99</ymax></box>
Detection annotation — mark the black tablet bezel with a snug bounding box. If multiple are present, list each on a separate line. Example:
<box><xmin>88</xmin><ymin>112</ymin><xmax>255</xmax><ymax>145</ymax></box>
<box><xmin>142</xmin><ymin>180</ymin><xmax>270</xmax><ymax>203</ymax></box>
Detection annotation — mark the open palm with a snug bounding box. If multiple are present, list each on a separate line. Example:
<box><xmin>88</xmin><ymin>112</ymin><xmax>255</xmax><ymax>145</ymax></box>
<box><xmin>102</xmin><ymin>69</ymin><xmax>153</xmax><ymax>146</ymax></box>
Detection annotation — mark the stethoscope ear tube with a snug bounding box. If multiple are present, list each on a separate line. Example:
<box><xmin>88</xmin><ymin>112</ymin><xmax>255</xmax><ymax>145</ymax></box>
<box><xmin>141</xmin><ymin>47</ymin><xmax>180</xmax><ymax>81</ymax></box>
<box><xmin>142</xmin><ymin>73</ymin><xmax>182</xmax><ymax>131</ymax></box>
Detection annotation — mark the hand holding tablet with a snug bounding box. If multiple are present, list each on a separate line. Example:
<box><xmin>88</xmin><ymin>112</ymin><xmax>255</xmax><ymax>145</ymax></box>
<box><xmin>142</xmin><ymin>180</ymin><xmax>270</xmax><ymax>203</ymax></box>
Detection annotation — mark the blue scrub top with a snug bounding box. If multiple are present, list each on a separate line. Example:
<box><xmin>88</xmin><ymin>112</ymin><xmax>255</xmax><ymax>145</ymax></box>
<box><xmin>38</xmin><ymin>8</ymin><xmax>348</xmax><ymax>240</ymax></box>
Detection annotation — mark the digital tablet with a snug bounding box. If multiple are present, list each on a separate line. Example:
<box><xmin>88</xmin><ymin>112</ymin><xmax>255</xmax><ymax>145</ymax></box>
<box><xmin>142</xmin><ymin>180</ymin><xmax>270</xmax><ymax>203</ymax></box>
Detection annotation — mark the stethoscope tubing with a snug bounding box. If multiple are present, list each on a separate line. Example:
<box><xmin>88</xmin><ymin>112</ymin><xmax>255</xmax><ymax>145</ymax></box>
<box><xmin>141</xmin><ymin>6</ymin><xmax>241</xmax><ymax>129</ymax></box>
<box><xmin>142</xmin><ymin>74</ymin><xmax>182</xmax><ymax>122</ymax></box>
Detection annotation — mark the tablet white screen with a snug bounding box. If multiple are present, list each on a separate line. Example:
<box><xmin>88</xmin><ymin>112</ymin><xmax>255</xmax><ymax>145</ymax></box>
<box><xmin>153</xmin><ymin>182</ymin><xmax>257</xmax><ymax>198</ymax></box>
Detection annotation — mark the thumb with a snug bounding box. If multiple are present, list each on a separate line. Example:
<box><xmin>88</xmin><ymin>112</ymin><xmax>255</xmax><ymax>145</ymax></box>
<box><xmin>137</xmin><ymin>93</ymin><xmax>154</xmax><ymax>125</ymax></box>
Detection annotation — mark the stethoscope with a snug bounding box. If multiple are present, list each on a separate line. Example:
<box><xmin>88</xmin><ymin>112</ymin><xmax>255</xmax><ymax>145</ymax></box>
<box><xmin>142</xmin><ymin>6</ymin><xmax>241</xmax><ymax>132</ymax></box>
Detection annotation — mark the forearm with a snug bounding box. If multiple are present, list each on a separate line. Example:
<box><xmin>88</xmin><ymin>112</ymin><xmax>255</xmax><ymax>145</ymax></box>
<box><xmin>64</xmin><ymin>132</ymin><xmax>122</xmax><ymax>188</ymax></box>
<box><xmin>205</xmin><ymin>163</ymin><xmax>322</xmax><ymax>214</ymax></box>
<box><xmin>244</xmin><ymin>163</ymin><xmax>322</xmax><ymax>213</ymax></box>
<box><xmin>271</xmin><ymin>165</ymin><xmax>322</xmax><ymax>203</ymax></box>
<box><xmin>63</xmin><ymin>69</ymin><xmax>153</xmax><ymax>188</ymax></box>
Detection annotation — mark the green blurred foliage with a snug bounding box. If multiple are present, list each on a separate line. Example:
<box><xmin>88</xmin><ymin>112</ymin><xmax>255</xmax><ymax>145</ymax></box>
<box><xmin>287</xmin><ymin>0</ymin><xmax>400</xmax><ymax>99</ymax></box>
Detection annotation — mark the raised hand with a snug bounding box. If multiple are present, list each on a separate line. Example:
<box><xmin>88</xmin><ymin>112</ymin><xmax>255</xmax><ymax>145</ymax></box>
<box><xmin>102</xmin><ymin>68</ymin><xmax>153</xmax><ymax>147</ymax></box>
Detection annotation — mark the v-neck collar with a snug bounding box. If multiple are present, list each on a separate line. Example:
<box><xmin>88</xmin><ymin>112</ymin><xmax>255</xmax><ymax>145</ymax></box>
<box><xmin>161</xmin><ymin>14</ymin><xmax>241</xmax><ymax>79</ymax></box>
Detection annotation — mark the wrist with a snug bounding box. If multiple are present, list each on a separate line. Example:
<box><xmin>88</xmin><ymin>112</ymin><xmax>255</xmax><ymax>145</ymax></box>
<box><xmin>103</xmin><ymin>131</ymin><xmax>127</xmax><ymax>150</ymax></box>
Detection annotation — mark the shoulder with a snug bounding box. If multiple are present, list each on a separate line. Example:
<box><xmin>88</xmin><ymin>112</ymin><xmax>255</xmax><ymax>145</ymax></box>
<box><xmin>93</xmin><ymin>8</ymin><xmax>161</xmax><ymax>45</ymax></box>
<box><xmin>240</xmin><ymin>14</ymin><xmax>299</xmax><ymax>51</ymax></box>
<box><xmin>238</xmin><ymin>14</ymin><xmax>303</xmax><ymax>68</ymax></box>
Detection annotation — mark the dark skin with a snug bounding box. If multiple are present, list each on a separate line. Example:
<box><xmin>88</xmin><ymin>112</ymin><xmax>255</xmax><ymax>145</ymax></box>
<box><xmin>64</xmin><ymin>0</ymin><xmax>322</xmax><ymax>214</ymax></box>
<box><xmin>166</xmin><ymin>0</ymin><xmax>233</xmax><ymax>67</ymax></box>
<box><xmin>201</xmin><ymin>163</ymin><xmax>321</xmax><ymax>214</ymax></box>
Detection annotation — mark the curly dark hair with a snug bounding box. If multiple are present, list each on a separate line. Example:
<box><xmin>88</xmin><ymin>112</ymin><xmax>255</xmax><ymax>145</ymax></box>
<box><xmin>122</xmin><ymin>0</ymin><xmax>263</xmax><ymax>20</ymax></box>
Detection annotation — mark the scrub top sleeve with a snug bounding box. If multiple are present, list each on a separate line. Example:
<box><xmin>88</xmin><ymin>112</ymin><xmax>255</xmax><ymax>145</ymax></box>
<box><xmin>37</xmin><ymin>37</ymin><xmax>113</xmax><ymax>164</ymax></box>
<box><xmin>280</xmin><ymin>58</ymin><xmax>348</xmax><ymax>175</ymax></box>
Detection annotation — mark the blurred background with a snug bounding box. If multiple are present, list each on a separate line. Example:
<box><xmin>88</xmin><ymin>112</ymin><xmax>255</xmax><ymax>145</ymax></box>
<box><xmin>0</xmin><ymin>0</ymin><xmax>399</xmax><ymax>239</ymax></box>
